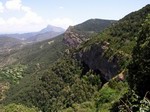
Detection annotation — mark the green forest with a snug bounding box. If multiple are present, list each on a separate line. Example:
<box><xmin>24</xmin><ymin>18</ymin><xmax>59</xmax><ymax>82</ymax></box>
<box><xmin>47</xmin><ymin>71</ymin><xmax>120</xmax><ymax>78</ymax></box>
<box><xmin>0</xmin><ymin>4</ymin><xmax>150</xmax><ymax>112</ymax></box>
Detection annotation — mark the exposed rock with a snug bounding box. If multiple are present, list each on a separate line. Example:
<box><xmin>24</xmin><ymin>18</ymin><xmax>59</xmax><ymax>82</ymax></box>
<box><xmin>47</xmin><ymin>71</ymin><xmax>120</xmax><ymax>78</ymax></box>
<box><xmin>76</xmin><ymin>43</ymin><xmax>120</xmax><ymax>81</ymax></box>
<box><xmin>63</xmin><ymin>19</ymin><xmax>116</xmax><ymax>48</ymax></box>
<box><xmin>63</xmin><ymin>26</ymin><xmax>85</xmax><ymax>47</ymax></box>
<box><xmin>63</xmin><ymin>25</ymin><xmax>120</xmax><ymax>82</ymax></box>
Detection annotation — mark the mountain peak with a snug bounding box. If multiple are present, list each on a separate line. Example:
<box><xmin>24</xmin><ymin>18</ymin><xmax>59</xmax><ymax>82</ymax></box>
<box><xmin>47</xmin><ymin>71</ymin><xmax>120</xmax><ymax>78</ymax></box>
<box><xmin>40</xmin><ymin>25</ymin><xmax>65</xmax><ymax>33</ymax></box>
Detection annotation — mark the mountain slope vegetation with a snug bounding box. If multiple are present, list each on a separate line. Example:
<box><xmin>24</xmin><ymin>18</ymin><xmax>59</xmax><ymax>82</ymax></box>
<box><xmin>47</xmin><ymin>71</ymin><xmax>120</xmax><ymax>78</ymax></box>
<box><xmin>0</xmin><ymin>37</ymin><xmax>22</xmax><ymax>48</ymax></box>
<box><xmin>63</xmin><ymin>19</ymin><xmax>116</xmax><ymax>47</ymax></box>
<box><xmin>128</xmin><ymin>14</ymin><xmax>150</xmax><ymax>97</ymax></box>
<box><xmin>0</xmin><ymin>37</ymin><xmax>25</xmax><ymax>67</ymax></box>
<box><xmin>1</xmin><ymin>5</ymin><xmax>150</xmax><ymax>112</ymax></box>
<box><xmin>75</xmin><ymin>19</ymin><xmax>116</xmax><ymax>32</ymax></box>
<box><xmin>62</xmin><ymin>5</ymin><xmax>150</xmax><ymax>111</ymax></box>
<box><xmin>0</xmin><ymin>18</ymin><xmax>115</xmax><ymax>111</ymax></box>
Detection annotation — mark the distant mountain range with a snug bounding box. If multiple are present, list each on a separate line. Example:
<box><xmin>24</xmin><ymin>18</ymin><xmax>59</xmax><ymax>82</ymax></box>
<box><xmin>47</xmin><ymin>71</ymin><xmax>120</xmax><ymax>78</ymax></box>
<box><xmin>0</xmin><ymin>25</ymin><xmax>65</xmax><ymax>43</ymax></box>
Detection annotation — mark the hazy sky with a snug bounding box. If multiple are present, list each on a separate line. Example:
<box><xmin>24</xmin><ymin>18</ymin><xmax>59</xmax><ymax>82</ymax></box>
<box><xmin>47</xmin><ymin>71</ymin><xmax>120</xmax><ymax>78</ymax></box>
<box><xmin>0</xmin><ymin>0</ymin><xmax>149</xmax><ymax>34</ymax></box>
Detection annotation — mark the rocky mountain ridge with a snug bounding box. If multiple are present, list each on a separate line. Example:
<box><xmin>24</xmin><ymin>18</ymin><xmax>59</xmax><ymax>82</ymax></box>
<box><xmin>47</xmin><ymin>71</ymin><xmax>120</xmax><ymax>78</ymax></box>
<box><xmin>63</xmin><ymin>19</ymin><xmax>116</xmax><ymax>47</ymax></box>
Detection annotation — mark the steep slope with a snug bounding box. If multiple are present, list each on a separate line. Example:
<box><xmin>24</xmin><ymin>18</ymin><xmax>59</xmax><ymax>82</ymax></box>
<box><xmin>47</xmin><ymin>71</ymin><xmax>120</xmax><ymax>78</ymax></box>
<box><xmin>105</xmin><ymin>14</ymin><xmax>150</xmax><ymax>112</ymax></box>
<box><xmin>74</xmin><ymin>4</ymin><xmax>150</xmax><ymax>82</ymax></box>
<box><xmin>128</xmin><ymin>14</ymin><xmax>150</xmax><ymax>97</ymax></box>
<box><xmin>62</xmin><ymin>5</ymin><xmax>150</xmax><ymax>111</ymax></box>
<box><xmin>63</xmin><ymin>19</ymin><xmax>116</xmax><ymax>47</ymax></box>
<box><xmin>1</xmin><ymin>19</ymin><xmax>116</xmax><ymax>111</ymax></box>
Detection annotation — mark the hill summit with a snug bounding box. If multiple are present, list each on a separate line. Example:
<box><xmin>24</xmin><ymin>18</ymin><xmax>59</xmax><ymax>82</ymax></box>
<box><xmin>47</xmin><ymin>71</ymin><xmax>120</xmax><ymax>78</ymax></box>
<box><xmin>40</xmin><ymin>25</ymin><xmax>65</xmax><ymax>33</ymax></box>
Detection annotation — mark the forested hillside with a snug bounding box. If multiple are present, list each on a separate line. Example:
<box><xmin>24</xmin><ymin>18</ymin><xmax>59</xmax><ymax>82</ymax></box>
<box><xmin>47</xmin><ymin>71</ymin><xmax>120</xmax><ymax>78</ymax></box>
<box><xmin>0</xmin><ymin>18</ymin><xmax>116</xmax><ymax>111</ymax></box>
<box><xmin>0</xmin><ymin>4</ymin><xmax>149</xmax><ymax>112</ymax></box>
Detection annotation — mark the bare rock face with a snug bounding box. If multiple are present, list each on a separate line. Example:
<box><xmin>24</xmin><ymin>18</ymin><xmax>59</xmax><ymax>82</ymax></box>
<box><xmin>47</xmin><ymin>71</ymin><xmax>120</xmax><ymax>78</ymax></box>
<box><xmin>76</xmin><ymin>43</ymin><xmax>120</xmax><ymax>82</ymax></box>
<box><xmin>63</xmin><ymin>26</ymin><xmax>82</xmax><ymax>47</ymax></box>
<box><xmin>63</xmin><ymin>26</ymin><xmax>89</xmax><ymax>48</ymax></box>
<box><xmin>63</xmin><ymin>19</ymin><xmax>116</xmax><ymax>48</ymax></box>
<box><xmin>63</xmin><ymin>19</ymin><xmax>119</xmax><ymax>82</ymax></box>
<box><xmin>64</xmin><ymin>25</ymin><xmax>120</xmax><ymax>81</ymax></box>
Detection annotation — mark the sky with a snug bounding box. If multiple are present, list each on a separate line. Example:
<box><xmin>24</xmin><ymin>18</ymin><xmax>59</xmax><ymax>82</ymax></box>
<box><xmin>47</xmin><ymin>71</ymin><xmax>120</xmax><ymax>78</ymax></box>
<box><xmin>0</xmin><ymin>0</ymin><xmax>149</xmax><ymax>34</ymax></box>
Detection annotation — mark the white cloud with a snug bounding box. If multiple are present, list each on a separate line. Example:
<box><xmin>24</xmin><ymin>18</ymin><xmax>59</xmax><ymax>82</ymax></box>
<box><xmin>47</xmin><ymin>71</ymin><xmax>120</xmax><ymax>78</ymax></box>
<box><xmin>0</xmin><ymin>1</ymin><xmax>75</xmax><ymax>33</ymax></box>
<box><xmin>48</xmin><ymin>18</ymin><xmax>74</xmax><ymax>29</ymax></box>
<box><xmin>59</xmin><ymin>6</ymin><xmax>64</xmax><ymax>9</ymax></box>
<box><xmin>20</xmin><ymin>6</ymin><xmax>44</xmax><ymax>25</ymax></box>
<box><xmin>21</xmin><ymin>6</ymin><xmax>31</xmax><ymax>13</ymax></box>
<box><xmin>0</xmin><ymin>2</ymin><xmax>4</xmax><ymax>13</ymax></box>
<box><xmin>7</xmin><ymin>17</ymin><xmax>18</xmax><ymax>25</ymax></box>
<box><xmin>5</xmin><ymin>0</ymin><xmax>22</xmax><ymax>10</ymax></box>
<box><xmin>0</xmin><ymin>18</ymin><xmax>5</xmax><ymax>25</ymax></box>
<box><xmin>0</xmin><ymin>17</ymin><xmax>46</xmax><ymax>33</ymax></box>
<box><xmin>0</xmin><ymin>13</ymin><xmax>45</xmax><ymax>33</ymax></box>
<box><xmin>0</xmin><ymin>0</ymin><xmax>47</xmax><ymax>33</ymax></box>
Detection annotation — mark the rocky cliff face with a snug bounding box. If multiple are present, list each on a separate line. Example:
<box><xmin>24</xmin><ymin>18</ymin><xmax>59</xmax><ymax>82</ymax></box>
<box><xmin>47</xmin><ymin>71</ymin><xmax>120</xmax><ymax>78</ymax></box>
<box><xmin>63</xmin><ymin>26</ymin><xmax>91</xmax><ymax>47</ymax></box>
<box><xmin>76</xmin><ymin>42</ymin><xmax>120</xmax><ymax>82</ymax></box>
<box><xmin>63</xmin><ymin>26</ymin><xmax>120</xmax><ymax>82</ymax></box>
<box><xmin>63</xmin><ymin>19</ymin><xmax>118</xmax><ymax>81</ymax></box>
